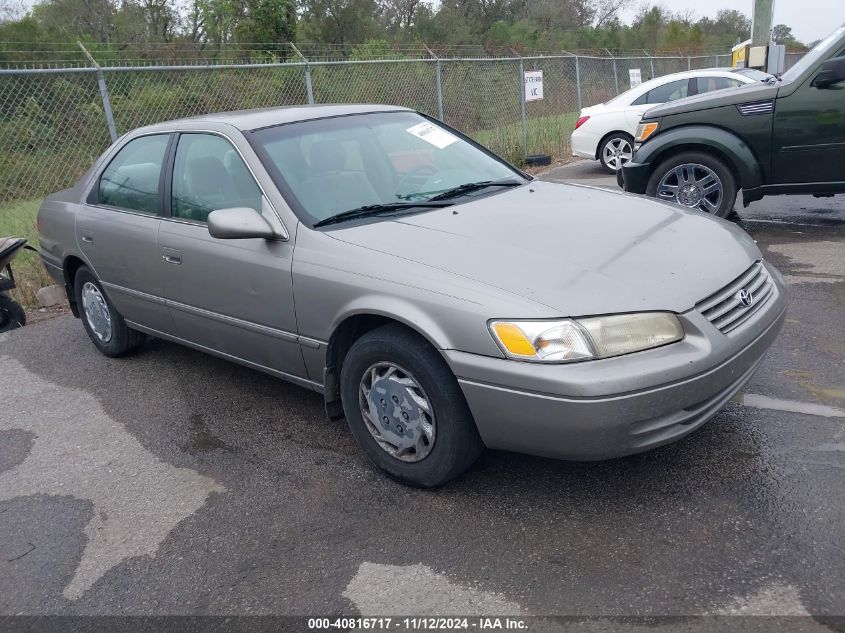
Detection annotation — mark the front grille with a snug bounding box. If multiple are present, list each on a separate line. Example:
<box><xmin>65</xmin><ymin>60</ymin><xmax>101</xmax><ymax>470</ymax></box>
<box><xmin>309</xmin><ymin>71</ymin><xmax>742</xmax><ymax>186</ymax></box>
<box><xmin>736</xmin><ymin>101</ymin><xmax>774</xmax><ymax>116</ymax></box>
<box><xmin>696</xmin><ymin>261</ymin><xmax>774</xmax><ymax>333</ymax></box>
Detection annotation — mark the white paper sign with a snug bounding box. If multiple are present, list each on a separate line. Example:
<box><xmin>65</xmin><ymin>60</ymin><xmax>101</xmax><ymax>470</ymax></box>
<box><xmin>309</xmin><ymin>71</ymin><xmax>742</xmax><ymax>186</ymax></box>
<box><xmin>524</xmin><ymin>70</ymin><xmax>544</xmax><ymax>101</ymax></box>
<box><xmin>405</xmin><ymin>122</ymin><xmax>458</xmax><ymax>149</ymax></box>
<box><xmin>629</xmin><ymin>68</ymin><xmax>642</xmax><ymax>88</ymax></box>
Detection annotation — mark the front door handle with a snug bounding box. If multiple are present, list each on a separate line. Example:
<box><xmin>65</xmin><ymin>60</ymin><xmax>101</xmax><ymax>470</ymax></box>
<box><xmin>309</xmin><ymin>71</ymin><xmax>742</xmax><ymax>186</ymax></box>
<box><xmin>161</xmin><ymin>247</ymin><xmax>182</xmax><ymax>265</ymax></box>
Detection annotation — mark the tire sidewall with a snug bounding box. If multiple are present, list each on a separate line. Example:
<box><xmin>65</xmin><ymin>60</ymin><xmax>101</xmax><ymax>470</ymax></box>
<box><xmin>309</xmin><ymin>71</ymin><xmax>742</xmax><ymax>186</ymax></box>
<box><xmin>646</xmin><ymin>151</ymin><xmax>737</xmax><ymax>218</ymax></box>
<box><xmin>340</xmin><ymin>328</ymin><xmax>480</xmax><ymax>487</ymax></box>
<box><xmin>0</xmin><ymin>294</ymin><xmax>25</xmax><ymax>331</ymax></box>
<box><xmin>599</xmin><ymin>133</ymin><xmax>634</xmax><ymax>173</ymax></box>
<box><xmin>74</xmin><ymin>267</ymin><xmax>132</xmax><ymax>357</ymax></box>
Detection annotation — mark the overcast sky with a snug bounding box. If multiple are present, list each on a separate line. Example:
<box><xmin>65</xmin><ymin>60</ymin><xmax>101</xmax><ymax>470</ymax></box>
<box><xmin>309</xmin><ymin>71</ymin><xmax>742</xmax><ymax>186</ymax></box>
<box><xmin>619</xmin><ymin>0</ymin><xmax>845</xmax><ymax>44</ymax></box>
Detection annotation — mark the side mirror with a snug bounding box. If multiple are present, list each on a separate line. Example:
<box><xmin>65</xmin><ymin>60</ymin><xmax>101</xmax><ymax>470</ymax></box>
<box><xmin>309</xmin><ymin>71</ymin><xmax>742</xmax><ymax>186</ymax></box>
<box><xmin>811</xmin><ymin>56</ymin><xmax>845</xmax><ymax>89</ymax></box>
<box><xmin>207</xmin><ymin>207</ymin><xmax>277</xmax><ymax>240</ymax></box>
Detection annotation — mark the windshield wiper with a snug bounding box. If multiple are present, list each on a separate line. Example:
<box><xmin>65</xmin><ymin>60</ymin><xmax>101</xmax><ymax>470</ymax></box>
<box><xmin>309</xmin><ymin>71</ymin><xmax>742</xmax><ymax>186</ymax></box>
<box><xmin>313</xmin><ymin>201</ymin><xmax>453</xmax><ymax>228</ymax></box>
<box><xmin>428</xmin><ymin>178</ymin><xmax>524</xmax><ymax>201</ymax></box>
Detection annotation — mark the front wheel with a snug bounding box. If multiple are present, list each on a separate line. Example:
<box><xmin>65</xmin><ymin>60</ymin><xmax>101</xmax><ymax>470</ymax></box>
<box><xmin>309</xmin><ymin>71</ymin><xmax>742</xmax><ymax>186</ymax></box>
<box><xmin>598</xmin><ymin>133</ymin><xmax>634</xmax><ymax>173</ymax></box>
<box><xmin>646</xmin><ymin>151</ymin><xmax>737</xmax><ymax>218</ymax></box>
<box><xmin>0</xmin><ymin>294</ymin><xmax>26</xmax><ymax>332</ymax></box>
<box><xmin>74</xmin><ymin>266</ymin><xmax>146</xmax><ymax>357</ymax></box>
<box><xmin>339</xmin><ymin>324</ymin><xmax>483</xmax><ymax>487</ymax></box>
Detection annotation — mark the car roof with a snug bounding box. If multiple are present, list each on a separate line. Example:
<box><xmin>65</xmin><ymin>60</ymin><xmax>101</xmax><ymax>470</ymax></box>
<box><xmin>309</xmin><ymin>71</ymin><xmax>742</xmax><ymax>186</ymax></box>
<box><xmin>139</xmin><ymin>103</ymin><xmax>413</xmax><ymax>133</ymax></box>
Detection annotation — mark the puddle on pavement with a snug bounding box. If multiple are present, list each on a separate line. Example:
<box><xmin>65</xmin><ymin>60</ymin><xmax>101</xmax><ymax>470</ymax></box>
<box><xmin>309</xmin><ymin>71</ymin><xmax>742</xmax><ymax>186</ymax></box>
<box><xmin>733</xmin><ymin>393</ymin><xmax>845</xmax><ymax>418</ymax></box>
<box><xmin>188</xmin><ymin>413</ymin><xmax>231</xmax><ymax>451</ymax></box>
<box><xmin>766</xmin><ymin>240</ymin><xmax>845</xmax><ymax>284</ymax></box>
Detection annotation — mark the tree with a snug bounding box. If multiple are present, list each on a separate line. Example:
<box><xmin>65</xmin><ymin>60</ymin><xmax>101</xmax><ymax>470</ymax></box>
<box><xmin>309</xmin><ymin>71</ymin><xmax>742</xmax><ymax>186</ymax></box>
<box><xmin>298</xmin><ymin>0</ymin><xmax>380</xmax><ymax>45</ymax></box>
<box><xmin>772</xmin><ymin>24</ymin><xmax>801</xmax><ymax>48</ymax></box>
<box><xmin>238</xmin><ymin>0</ymin><xmax>296</xmax><ymax>44</ymax></box>
<box><xmin>33</xmin><ymin>0</ymin><xmax>117</xmax><ymax>42</ymax></box>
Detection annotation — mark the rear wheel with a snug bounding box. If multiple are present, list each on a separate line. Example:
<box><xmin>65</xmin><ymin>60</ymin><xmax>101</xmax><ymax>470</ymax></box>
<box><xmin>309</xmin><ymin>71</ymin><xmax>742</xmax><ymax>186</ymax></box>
<box><xmin>598</xmin><ymin>133</ymin><xmax>634</xmax><ymax>173</ymax></box>
<box><xmin>646</xmin><ymin>151</ymin><xmax>737</xmax><ymax>218</ymax></box>
<box><xmin>0</xmin><ymin>294</ymin><xmax>26</xmax><ymax>332</ymax></box>
<box><xmin>74</xmin><ymin>266</ymin><xmax>146</xmax><ymax>357</ymax></box>
<box><xmin>339</xmin><ymin>324</ymin><xmax>483</xmax><ymax>487</ymax></box>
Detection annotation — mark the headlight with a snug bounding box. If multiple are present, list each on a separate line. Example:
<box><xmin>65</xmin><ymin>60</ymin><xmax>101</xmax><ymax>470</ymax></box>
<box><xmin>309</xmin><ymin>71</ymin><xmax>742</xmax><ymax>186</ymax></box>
<box><xmin>635</xmin><ymin>121</ymin><xmax>660</xmax><ymax>143</ymax></box>
<box><xmin>489</xmin><ymin>313</ymin><xmax>684</xmax><ymax>363</ymax></box>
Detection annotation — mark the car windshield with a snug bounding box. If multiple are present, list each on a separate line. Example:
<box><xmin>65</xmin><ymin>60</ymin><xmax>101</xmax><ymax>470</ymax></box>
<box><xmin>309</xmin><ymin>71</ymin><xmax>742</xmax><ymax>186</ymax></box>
<box><xmin>248</xmin><ymin>111</ymin><xmax>526</xmax><ymax>226</ymax></box>
<box><xmin>780</xmin><ymin>24</ymin><xmax>845</xmax><ymax>82</ymax></box>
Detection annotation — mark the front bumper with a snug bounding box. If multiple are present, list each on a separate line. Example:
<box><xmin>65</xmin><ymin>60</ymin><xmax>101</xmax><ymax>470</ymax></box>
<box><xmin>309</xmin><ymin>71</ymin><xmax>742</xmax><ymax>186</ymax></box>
<box><xmin>445</xmin><ymin>266</ymin><xmax>787</xmax><ymax>461</ymax></box>
<box><xmin>619</xmin><ymin>160</ymin><xmax>651</xmax><ymax>194</ymax></box>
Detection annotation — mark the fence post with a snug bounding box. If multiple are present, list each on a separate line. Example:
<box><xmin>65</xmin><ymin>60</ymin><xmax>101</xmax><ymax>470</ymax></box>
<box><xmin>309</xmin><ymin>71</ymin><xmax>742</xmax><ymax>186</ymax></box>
<box><xmin>78</xmin><ymin>42</ymin><xmax>117</xmax><ymax>143</ymax></box>
<box><xmin>575</xmin><ymin>55</ymin><xmax>582</xmax><ymax>113</ymax></box>
<box><xmin>688</xmin><ymin>56</ymin><xmax>691</xmax><ymax>71</ymax></box>
<box><xmin>649</xmin><ymin>56</ymin><xmax>655</xmax><ymax>80</ymax></box>
<box><xmin>612</xmin><ymin>56</ymin><xmax>619</xmax><ymax>95</ymax></box>
<box><xmin>291</xmin><ymin>43</ymin><xmax>315</xmax><ymax>105</ymax></box>
<box><xmin>424</xmin><ymin>44</ymin><xmax>444</xmax><ymax>121</ymax></box>
<box><xmin>513</xmin><ymin>51</ymin><xmax>528</xmax><ymax>162</ymax></box>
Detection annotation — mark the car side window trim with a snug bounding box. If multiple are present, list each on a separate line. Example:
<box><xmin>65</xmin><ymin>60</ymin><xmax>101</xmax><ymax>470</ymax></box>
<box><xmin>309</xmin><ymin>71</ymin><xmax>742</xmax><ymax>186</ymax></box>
<box><xmin>85</xmin><ymin>132</ymin><xmax>174</xmax><ymax>216</ymax></box>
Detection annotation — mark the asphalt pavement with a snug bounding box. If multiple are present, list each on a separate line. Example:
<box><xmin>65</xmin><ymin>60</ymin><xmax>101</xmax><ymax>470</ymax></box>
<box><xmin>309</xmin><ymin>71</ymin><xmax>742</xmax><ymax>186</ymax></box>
<box><xmin>1</xmin><ymin>160</ymin><xmax>843</xmax><ymax>628</ymax></box>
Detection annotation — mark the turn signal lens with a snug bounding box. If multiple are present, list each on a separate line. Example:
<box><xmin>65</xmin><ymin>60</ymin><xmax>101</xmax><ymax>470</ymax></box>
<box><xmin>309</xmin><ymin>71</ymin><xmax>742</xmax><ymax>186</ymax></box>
<box><xmin>489</xmin><ymin>322</ymin><xmax>537</xmax><ymax>357</ymax></box>
<box><xmin>575</xmin><ymin>115</ymin><xmax>590</xmax><ymax>129</ymax></box>
<box><xmin>635</xmin><ymin>121</ymin><xmax>659</xmax><ymax>143</ymax></box>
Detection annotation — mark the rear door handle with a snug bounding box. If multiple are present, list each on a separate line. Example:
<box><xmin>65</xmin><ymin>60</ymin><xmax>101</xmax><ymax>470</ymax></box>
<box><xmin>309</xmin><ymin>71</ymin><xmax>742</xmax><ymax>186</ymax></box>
<box><xmin>80</xmin><ymin>230</ymin><xmax>94</xmax><ymax>244</ymax></box>
<box><xmin>161</xmin><ymin>247</ymin><xmax>182</xmax><ymax>265</ymax></box>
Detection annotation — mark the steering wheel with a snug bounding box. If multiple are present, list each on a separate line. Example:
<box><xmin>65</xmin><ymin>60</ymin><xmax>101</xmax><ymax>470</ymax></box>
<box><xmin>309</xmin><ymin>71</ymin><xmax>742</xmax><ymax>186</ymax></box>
<box><xmin>395</xmin><ymin>165</ymin><xmax>439</xmax><ymax>199</ymax></box>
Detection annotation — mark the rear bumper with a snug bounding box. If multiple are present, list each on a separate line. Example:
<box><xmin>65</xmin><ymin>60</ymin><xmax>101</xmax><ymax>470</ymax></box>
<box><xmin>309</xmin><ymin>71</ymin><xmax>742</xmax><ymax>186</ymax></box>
<box><xmin>445</xmin><ymin>269</ymin><xmax>787</xmax><ymax>460</ymax></box>
<box><xmin>570</xmin><ymin>129</ymin><xmax>598</xmax><ymax>160</ymax></box>
<box><xmin>619</xmin><ymin>160</ymin><xmax>651</xmax><ymax>194</ymax></box>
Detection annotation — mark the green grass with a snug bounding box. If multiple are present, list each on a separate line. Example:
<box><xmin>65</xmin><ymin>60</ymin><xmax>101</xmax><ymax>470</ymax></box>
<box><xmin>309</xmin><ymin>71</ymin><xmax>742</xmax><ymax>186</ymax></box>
<box><xmin>0</xmin><ymin>199</ymin><xmax>49</xmax><ymax>308</ymax></box>
<box><xmin>473</xmin><ymin>112</ymin><xmax>579</xmax><ymax>165</ymax></box>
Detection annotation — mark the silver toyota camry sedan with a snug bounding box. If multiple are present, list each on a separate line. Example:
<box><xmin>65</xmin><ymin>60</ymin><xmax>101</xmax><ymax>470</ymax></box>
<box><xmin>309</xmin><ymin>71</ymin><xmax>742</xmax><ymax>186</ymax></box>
<box><xmin>37</xmin><ymin>104</ymin><xmax>787</xmax><ymax>486</ymax></box>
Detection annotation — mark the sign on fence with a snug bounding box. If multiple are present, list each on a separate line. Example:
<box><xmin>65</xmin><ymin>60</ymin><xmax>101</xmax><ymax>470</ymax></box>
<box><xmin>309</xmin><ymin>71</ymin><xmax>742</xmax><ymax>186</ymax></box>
<box><xmin>524</xmin><ymin>70</ymin><xmax>544</xmax><ymax>101</ymax></box>
<box><xmin>629</xmin><ymin>68</ymin><xmax>642</xmax><ymax>88</ymax></box>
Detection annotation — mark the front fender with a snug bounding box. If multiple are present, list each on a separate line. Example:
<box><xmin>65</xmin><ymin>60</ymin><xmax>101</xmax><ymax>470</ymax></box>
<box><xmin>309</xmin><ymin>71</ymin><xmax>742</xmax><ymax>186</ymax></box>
<box><xmin>633</xmin><ymin>125</ymin><xmax>764</xmax><ymax>190</ymax></box>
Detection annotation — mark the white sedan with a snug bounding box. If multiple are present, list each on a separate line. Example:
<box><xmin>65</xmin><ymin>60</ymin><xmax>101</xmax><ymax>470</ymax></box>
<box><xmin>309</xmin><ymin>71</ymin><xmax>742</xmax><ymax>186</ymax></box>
<box><xmin>570</xmin><ymin>68</ymin><xmax>768</xmax><ymax>172</ymax></box>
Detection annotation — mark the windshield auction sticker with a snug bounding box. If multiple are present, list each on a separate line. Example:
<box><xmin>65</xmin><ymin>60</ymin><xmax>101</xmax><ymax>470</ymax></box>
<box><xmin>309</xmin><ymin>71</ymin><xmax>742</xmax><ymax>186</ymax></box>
<box><xmin>406</xmin><ymin>122</ymin><xmax>459</xmax><ymax>149</ymax></box>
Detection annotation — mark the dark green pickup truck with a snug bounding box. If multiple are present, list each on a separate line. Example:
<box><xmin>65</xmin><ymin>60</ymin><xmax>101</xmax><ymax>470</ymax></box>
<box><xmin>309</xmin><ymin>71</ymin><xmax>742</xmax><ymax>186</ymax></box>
<box><xmin>620</xmin><ymin>24</ymin><xmax>845</xmax><ymax>217</ymax></box>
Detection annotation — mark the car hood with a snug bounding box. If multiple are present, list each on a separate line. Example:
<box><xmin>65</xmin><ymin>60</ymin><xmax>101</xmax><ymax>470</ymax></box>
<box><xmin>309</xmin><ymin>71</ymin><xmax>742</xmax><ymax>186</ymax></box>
<box><xmin>327</xmin><ymin>181</ymin><xmax>761</xmax><ymax>316</ymax></box>
<box><xmin>644</xmin><ymin>81</ymin><xmax>779</xmax><ymax>118</ymax></box>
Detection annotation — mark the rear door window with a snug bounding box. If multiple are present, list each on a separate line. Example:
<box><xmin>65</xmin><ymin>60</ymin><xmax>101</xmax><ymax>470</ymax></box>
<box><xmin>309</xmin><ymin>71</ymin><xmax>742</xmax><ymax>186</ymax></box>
<box><xmin>97</xmin><ymin>135</ymin><xmax>170</xmax><ymax>214</ymax></box>
<box><xmin>696</xmin><ymin>76</ymin><xmax>744</xmax><ymax>93</ymax></box>
<box><xmin>642</xmin><ymin>79</ymin><xmax>690</xmax><ymax>104</ymax></box>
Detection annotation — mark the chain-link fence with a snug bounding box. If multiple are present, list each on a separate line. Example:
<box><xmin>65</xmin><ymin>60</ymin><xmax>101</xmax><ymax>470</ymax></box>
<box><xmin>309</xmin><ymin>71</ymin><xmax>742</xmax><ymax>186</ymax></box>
<box><xmin>1</xmin><ymin>49</ymin><xmax>801</xmax><ymax>303</ymax></box>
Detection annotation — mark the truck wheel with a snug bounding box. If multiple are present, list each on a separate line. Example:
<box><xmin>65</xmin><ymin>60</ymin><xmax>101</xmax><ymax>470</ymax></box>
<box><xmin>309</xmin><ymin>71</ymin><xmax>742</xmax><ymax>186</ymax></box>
<box><xmin>646</xmin><ymin>151</ymin><xmax>737</xmax><ymax>218</ymax></box>
<box><xmin>599</xmin><ymin>133</ymin><xmax>634</xmax><ymax>173</ymax></box>
<box><xmin>74</xmin><ymin>266</ymin><xmax>146</xmax><ymax>357</ymax></box>
<box><xmin>339</xmin><ymin>323</ymin><xmax>483</xmax><ymax>487</ymax></box>
<box><xmin>0</xmin><ymin>294</ymin><xmax>26</xmax><ymax>332</ymax></box>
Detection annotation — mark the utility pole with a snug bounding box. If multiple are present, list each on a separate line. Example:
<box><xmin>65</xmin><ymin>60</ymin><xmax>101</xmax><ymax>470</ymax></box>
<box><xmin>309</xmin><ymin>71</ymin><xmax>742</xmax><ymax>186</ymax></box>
<box><xmin>751</xmin><ymin>0</ymin><xmax>775</xmax><ymax>45</ymax></box>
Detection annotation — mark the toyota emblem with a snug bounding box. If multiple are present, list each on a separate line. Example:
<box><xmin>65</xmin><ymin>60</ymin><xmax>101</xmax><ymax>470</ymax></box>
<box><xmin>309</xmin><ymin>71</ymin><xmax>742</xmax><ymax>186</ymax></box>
<box><xmin>737</xmin><ymin>289</ymin><xmax>754</xmax><ymax>307</ymax></box>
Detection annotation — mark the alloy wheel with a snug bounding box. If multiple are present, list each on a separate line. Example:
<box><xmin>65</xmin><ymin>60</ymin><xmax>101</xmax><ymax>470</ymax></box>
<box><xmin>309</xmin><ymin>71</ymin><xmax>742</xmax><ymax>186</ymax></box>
<box><xmin>602</xmin><ymin>137</ymin><xmax>633</xmax><ymax>171</ymax></box>
<box><xmin>656</xmin><ymin>163</ymin><xmax>724</xmax><ymax>213</ymax></box>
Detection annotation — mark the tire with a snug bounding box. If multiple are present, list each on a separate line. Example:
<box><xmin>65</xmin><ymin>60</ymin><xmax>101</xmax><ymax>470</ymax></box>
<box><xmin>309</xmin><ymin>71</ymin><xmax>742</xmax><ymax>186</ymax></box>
<box><xmin>339</xmin><ymin>323</ymin><xmax>483</xmax><ymax>487</ymax></box>
<box><xmin>74</xmin><ymin>266</ymin><xmax>146</xmax><ymax>357</ymax></box>
<box><xmin>646</xmin><ymin>151</ymin><xmax>737</xmax><ymax>218</ymax></box>
<box><xmin>598</xmin><ymin>133</ymin><xmax>634</xmax><ymax>173</ymax></box>
<box><xmin>0</xmin><ymin>294</ymin><xmax>26</xmax><ymax>332</ymax></box>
